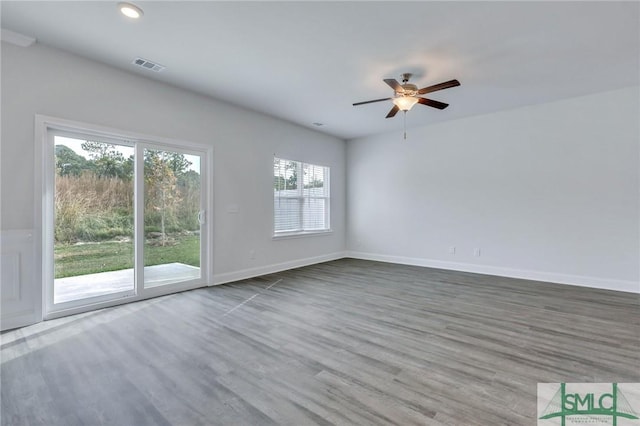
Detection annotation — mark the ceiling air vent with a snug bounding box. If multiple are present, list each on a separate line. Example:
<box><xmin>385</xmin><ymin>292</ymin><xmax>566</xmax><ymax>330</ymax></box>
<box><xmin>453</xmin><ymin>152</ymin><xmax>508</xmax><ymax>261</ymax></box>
<box><xmin>132</xmin><ymin>57</ymin><xmax>165</xmax><ymax>72</ymax></box>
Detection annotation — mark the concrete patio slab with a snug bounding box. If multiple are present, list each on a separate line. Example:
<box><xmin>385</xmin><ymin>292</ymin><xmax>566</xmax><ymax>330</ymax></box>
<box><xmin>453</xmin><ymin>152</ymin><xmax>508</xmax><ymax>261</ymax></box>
<box><xmin>54</xmin><ymin>263</ymin><xmax>200</xmax><ymax>304</ymax></box>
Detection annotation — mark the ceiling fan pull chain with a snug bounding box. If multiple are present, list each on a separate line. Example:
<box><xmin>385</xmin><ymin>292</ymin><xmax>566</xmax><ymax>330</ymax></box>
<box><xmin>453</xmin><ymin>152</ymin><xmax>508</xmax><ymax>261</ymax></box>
<box><xmin>403</xmin><ymin>111</ymin><xmax>407</xmax><ymax>140</ymax></box>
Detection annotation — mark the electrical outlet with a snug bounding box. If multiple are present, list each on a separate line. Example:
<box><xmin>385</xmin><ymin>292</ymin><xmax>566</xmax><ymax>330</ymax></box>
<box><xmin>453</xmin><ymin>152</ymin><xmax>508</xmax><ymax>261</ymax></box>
<box><xmin>448</xmin><ymin>246</ymin><xmax>456</xmax><ymax>255</ymax></box>
<box><xmin>474</xmin><ymin>248</ymin><xmax>481</xmax><ymax>257</ymax></box>
<box><xmin>249</xmin><ymin>249</ymin><xmax>256</xmax><ymax>260</ymax></box>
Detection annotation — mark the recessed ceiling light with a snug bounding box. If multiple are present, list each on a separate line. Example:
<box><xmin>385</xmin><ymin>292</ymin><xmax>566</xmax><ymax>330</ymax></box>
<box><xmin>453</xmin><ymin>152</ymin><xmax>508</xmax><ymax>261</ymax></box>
<box><xmin>118</xmin><ymin>2</ymin><xmax>143</xmax><ymax>19</ymax></box>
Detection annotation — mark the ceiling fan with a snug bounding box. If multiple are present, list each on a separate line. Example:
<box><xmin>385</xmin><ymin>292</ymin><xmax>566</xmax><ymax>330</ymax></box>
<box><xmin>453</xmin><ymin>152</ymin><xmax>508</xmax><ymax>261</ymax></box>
<box><xmin>353</xmin><ymin>73</ymin><xmax>460</xmax><ymax>118</ymax></box>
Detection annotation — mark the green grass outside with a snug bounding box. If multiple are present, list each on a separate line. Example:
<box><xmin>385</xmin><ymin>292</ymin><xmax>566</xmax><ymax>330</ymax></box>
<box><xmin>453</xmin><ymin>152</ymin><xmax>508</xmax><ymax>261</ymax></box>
<box><xmin>55</xmin><ymin>235</ymin><xmax>200</xmax><ymax>278</ymax></box>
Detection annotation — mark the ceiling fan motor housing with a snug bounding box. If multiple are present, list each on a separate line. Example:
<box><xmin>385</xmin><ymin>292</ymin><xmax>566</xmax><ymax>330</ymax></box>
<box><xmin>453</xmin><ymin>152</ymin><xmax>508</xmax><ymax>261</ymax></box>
<box><xmin>399</xmin><ymin>83</ymin><xmax>418</xmax><ymax>96</ymax></box>
<box><xmin>398</xmin><ymin>73</ymin><xmax>418</xmax><ymax>95</ymax></box>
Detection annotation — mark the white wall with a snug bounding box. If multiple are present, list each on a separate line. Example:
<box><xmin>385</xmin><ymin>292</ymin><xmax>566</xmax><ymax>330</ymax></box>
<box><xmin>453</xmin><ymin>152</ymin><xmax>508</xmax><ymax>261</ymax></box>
<box><xmin>1</xmin><ymin>42</ymin><xmax>347</xmax><ymax>286</ymax></box>
<box><xmin>347</xmin><ymin>86</ymin><xmax>640</xmax><ymax>292</ymax></box>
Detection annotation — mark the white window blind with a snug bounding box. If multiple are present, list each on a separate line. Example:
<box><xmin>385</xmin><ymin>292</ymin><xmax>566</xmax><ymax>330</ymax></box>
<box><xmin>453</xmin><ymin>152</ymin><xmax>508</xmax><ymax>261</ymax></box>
<box><xmin>274</xmin><ymin>157</ymin><xmax>330</xmax><ymax>235</ymax></box>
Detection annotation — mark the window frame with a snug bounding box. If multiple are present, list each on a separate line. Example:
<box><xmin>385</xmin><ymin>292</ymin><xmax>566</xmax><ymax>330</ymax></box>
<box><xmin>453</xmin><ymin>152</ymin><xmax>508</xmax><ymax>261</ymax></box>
<box><xmin>273</xmin><ymin>157</ymin><xmax>331</xmax><ymax>238</ymax></box>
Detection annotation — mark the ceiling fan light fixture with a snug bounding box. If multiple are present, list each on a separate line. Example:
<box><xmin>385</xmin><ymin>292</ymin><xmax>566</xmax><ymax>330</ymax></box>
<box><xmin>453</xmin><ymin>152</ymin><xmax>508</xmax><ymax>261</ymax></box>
<box><xmin>118</xmin><ymin>2</ymin><xmax>144</xmax><ymax>19</ymax></box>
<box><xmin>392</xmin><ymin>95</ymin><xmax>419</xmax><ymax>111</ymax></box>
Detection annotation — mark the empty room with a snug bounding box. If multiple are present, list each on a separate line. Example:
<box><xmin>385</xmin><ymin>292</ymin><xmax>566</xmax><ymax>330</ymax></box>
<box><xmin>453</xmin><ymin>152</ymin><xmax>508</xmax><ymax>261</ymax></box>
<box><xmin>1</xmin><ymin>1</ymin><xmax>638</xmax><ymax>425</ymax></box>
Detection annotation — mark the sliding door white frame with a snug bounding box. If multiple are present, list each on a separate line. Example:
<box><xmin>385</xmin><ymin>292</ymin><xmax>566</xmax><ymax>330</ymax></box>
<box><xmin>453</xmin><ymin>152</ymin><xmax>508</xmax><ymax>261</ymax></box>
<box><xmin>136</xmin><ymin>141</ymin><xmax>210</xmax><ymax>294</ymax></box>
<box><xmin>35</xmin><ymin>115</ymin><xmax>213</xmax><ymax>320</ymax></box>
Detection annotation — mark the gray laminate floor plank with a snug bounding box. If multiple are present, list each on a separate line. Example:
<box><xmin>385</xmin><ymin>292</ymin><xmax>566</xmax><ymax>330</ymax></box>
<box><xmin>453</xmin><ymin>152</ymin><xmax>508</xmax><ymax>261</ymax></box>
<box><xmin>2</xmin><ymin>258</ymin><xmax>639</xmax><ymax>425</ymax></box>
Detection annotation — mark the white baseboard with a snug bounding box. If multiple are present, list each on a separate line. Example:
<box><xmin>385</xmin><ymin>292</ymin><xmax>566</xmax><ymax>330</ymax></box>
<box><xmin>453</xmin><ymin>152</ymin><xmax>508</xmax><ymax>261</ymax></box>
<box><xmin>346</xmin><ymin>251</ymin><xmax>640</xmax><ymax>294</ymax></box>
<box><xmin>213</xmin><ymin>250</ymin><xmax>639</xmax><ymax>293</ymax></box>
<box><xmin>212</xmin><ymin>251</ymin><xmax>347</xmax><ymax>286</ymax></box>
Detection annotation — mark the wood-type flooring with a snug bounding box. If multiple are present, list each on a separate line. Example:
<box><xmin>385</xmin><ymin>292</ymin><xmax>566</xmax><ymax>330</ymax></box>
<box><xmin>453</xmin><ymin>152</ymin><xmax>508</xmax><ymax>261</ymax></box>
<box><xmin>2</xmin><ymin>259</ymin><xmax>639</xmax><ymax>425</ymax></box>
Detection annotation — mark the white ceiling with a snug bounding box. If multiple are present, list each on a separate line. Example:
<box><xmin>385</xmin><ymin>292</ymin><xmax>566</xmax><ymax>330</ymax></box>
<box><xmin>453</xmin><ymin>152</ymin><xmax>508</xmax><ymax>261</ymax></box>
<box><xmin>2</xmin><ymin>1</ymin><xmax>639</xmax><ymax>140</ymax></box>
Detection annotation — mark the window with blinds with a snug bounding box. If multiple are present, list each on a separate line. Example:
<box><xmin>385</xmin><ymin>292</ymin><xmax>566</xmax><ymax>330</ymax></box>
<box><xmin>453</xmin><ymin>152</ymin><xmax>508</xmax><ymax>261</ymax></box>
<box><xmin>273</xmin><ymin>157</ymin><xmax>330</xmax><ymax>235</ymax></box>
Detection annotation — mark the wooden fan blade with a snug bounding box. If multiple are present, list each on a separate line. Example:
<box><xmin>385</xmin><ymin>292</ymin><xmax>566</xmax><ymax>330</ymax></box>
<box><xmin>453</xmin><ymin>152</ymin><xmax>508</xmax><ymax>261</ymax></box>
<box><xmin>353</xmin><ymin>97</ymin><xmax>391</xmax><ymax>106</ymax></box>
<box><xmin>417</xmin><ymin>97</ymin><xmax>449</xmax><ymax>110</ymax></box>
<box><xmin>417</xmin><ymin>79</ymin><xmax>460</xmax><ymax>95</ymax></box>
<box><xmin>384</xmin><ymin>79</ymin><xmax>405</xmax><ymax>93</ymax></box>
<box><xmin>386</xmin><ymin>105</ymin><xmax>400</xmax><ymax>118</ymax></box>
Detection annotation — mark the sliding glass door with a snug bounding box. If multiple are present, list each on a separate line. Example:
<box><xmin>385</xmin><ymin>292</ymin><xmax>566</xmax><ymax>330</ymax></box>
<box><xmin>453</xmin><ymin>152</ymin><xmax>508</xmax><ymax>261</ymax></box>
<box><xmin>44</xmin><ymin>124</ymin><xmax>210</xmax><ymax>317</ymax></box>
<box><xmin>53</xmin><ymin>135</ymin><xmax>136</xmax><ymax>305</ymax></box>
<box><xmin>142</xmin><ymin>147</ymin><xmax>203</xmax><ymax>289</ymax></box>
